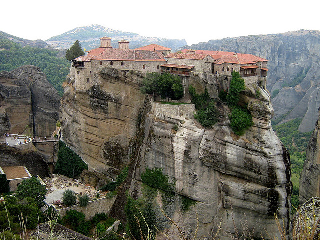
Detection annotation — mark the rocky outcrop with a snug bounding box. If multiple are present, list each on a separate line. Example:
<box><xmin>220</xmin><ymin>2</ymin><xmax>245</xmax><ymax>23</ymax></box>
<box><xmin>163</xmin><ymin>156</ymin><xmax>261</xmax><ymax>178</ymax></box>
<box><xmin>189</xmin><ymin>30</ymin><xmax>320</xmax><ymax>132</ymax></box>
<box><xmin>0</xmin><ymin>65</ymin><xmax>60</xmax><ymax>137</ymax></box>
<box><xmin>60</xmin><ymin>67</ymin><xmax>291</xmax><ymax>239</ymax></box>
<box><xmin>299</xmin><ymin>112</ymin><xmax>320</xmax><ymax>203</ymax></box>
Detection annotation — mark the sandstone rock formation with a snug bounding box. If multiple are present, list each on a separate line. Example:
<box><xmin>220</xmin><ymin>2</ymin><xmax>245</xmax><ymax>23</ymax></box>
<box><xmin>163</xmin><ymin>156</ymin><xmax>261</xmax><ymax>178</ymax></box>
<box><xmin>0</xmin><ymin>65</ymin><xmax>60</xmax><ymax>137</ymax></box>
<box><xmin>189</xmin><ymin>30</ymin><xmax>320</xmax><ymax>132</ymax></box>
<box><xmin>60</xmin><ymin>67</ymin><xmax>291</xmax><ymax>239</ymax></box>
<box><xmin>299</xmin><ymin>112</ymin><xmax>320</xmax><ymax>204</ymax></box>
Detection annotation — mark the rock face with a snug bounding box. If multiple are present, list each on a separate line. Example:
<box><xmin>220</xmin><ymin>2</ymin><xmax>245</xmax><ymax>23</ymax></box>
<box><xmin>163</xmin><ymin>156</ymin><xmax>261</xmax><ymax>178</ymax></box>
<box><xmin>299</xmin><ymin>113</ymin><xmax>320</xmax><ymax>203</ymax></box>
<box><xmin>0</xmin><ymin>65</ymin><xmax>60</xmax><ymax>137</ymax></box>
<box><xmin>61</xmin><ymin>67</ymin><xmax>291</xmax><ymax>239</ymax></box>
<box><xmin>189</xmin><ymin>30</ymin><xmax>320</xmax><ymax>132</ymax></box>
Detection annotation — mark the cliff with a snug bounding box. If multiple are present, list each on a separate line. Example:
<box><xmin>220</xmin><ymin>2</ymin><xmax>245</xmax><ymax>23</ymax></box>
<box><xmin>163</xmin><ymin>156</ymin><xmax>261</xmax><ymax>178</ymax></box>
<box><xmin>189</xmin><ymin>30</ymin><xmax>320</xmax><ymax>132</ymax></box>
<box><xmin>0</xmin><ymin>65</ymin><xmax>60</xmax><ymax>137</ymax></box>
<box><xmin>299</xmin><ymin>112</ymin><xmax>320</xmax><ymax>203</ymax></box>
<box><xmin>60</xmin><ymin>67</ymin><xmax>291</xmax><ymax>238</ymax></box>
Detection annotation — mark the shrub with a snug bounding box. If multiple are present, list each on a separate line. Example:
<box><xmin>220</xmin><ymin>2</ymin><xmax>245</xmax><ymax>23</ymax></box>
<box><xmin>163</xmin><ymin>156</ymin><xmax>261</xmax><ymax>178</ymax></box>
<box><xmin>62</xmin><ymin>189</ymin><xmax>77</xmax><ymax>207</ymax></box>
<box><xmin>229</xmin><ymin>106</ymin><xmax>253</xmax><ymax>135</ymax></box>
<box><xmin>189</xmin><ymin>86</ymin><xmax>218</xmax><ymax>128</ymax></box>
<box><xmin>141</xmin><ymin>72</ymin><xmax>184</xmax><ymax>100</ymax></box>
<box><xmin>62</xmin><ymin>209</ymin><xmax>90</xmax><ymax>235</ymax></box>
<box><xmin>141</xmin><ymin>168</ymin><xmax>174</xmax><ymax>193</ymax></box>
<box><xmin>79</xmin><ymin>194</ymin><xmax>90</xmax><ymax>207</ymax></box>
<box><xmin>16</xmin><ymin>176</ymin><xmax>47</xmax><ymax>207</ymax></box>
<box><xmin>194</xmin><ymin>101</ymin><xmax>218</xmax><ymax>127</ymax></box>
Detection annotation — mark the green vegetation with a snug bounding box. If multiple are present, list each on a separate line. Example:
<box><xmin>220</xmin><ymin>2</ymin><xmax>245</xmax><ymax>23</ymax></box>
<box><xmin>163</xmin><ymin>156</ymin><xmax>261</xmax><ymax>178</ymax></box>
<box><xmin>0</xmin><ymin>39</ymin><xmax>69</xmax><ymax>95</ymax></box>
<box><xmin>65</xmin><ymin>40</ymin><xmax>85</xmax><ymax>61</ymax></box>
<box><xmin>141</xmin><ymin>168</ymin><xmax>174</xmax><ymax>193</ymax></box>
<box><xmin>226</xmin><ymin>71</ymin><xmax>245</xmax><ymax>106</ymax></box>
<box><xmin>61</xmin><ymin>209</ymin><xmax>91</xmax><ymax>236</ymax></box>
<box><xmin>0</xmin><ymin>178</ymin><xmax>48</xmax><ymax>236</ymax></box>
<box><xmin>226</xmin><ymin>71</ymin><xmax>253</xmax><ymax>135</ymax></box>
<box><xmin>141</xmin><ymin>72</ymin><xmax>184</xmax><ymax>100</ymax></box>
<box><xmin>0</xmin><ymin>174</ymin><xmax>9</xmax><ymax>193</ymax></box>
<box><xmin>125</xmin><ymin>168</ymin><xmax>197</xmax><ymax>239</ymax></box>
<box><xmin>54</xmin><ymin>140</ymin><xmax>88</xmax><ymax>178</ymax></box>
<box><xmin>79</xmin><ymin>194</ymin><xmax>90</xmax><ymax>207</ymax></box>
<box><xmin>189</xmin><ymin>86</ymin><xmax>218</xmax><ymax>127</ymax></box>
<box><xmin>16</xmin><ymin>176</ymin><xmax>47</xmax><ymax>207</ymax></box>
<box><xmin>273</xmin><ymin>118</ymin><xmax>312</xmax><ymax>210</ymax></box>
<box><xmin>100</xmin><ymin>166</ymin><xmax>128</xmax><ymax>192</ymax></box>
<box><xmin>229</xmin><ymin>106</ymin><xmax>254</xmax><ymax>136</ymax></box>
<box><xmin>62</xmin><ymin>189</ymin><xmax>77</xmax><ymax>207</ymax></box>
<box><xmin>125</xmin><ymin>195</ymin><xmax>158</xmax><ymax>240</ymax></box>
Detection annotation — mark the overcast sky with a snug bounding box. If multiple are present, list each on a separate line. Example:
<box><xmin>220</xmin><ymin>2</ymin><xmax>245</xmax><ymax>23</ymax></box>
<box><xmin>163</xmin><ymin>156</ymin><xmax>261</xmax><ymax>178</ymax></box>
<box><xmin>1</xmin><ymin>0</ymin><xmax>319</xmax><ymax>45</ymax></box>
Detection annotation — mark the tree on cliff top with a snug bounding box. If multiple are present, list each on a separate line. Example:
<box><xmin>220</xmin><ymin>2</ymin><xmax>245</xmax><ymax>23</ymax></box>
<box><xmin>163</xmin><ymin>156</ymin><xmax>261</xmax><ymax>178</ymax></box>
<box><xmin>65</xmin><ymin>40</ymin><xmax>85</xmax><ymax>61</ymax></box>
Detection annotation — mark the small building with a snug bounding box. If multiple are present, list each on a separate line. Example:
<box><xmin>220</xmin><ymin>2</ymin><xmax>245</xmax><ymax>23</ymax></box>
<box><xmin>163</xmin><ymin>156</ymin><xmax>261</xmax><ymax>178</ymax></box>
<box><xmin>0</xmin><ymin>166</ymin><xmax>32</xmax><ymax>191</ymax></box>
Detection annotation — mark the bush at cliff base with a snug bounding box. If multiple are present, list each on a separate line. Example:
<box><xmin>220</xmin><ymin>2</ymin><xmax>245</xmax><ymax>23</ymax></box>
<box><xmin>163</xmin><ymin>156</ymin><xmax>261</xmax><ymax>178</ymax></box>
<box><xmin>54</xmin><ymin>140</ymin><xmax>88</xmax><ymax>178</ymax></box>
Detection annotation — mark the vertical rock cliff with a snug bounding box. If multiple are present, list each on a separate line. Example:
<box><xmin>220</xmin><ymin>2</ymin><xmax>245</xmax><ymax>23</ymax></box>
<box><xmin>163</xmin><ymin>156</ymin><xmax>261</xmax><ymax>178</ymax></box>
<box><xmin>60</xmin><ymin>67</ymin><xmax>291</xmax><ymax>239</ymax></box>
<box><xmin>0</xmin><ymin>65</ymin><xmax>60</xmax><ymax>137</ymax></box>
<box><xmin>299</xmin><ymin>113</ymin><xmax>320</xmax><ymax>203</ymax></box>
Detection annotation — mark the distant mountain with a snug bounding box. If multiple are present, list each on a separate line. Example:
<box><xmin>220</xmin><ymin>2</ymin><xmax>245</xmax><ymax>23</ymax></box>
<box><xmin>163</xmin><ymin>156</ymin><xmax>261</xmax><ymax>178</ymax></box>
<box><xmin>188</xmin><ymin>30</ymin><xmax>320</xmax><ymax>132</ymax></box>
<box><xmin>46</xmin><ymin>24</ymin><xmax>187</xmax><ymax>51</ymax></box>
<box><xmin>0</xmin><ymin>31</ymin><xmax>50</xmax><ymax>48</ymax></box>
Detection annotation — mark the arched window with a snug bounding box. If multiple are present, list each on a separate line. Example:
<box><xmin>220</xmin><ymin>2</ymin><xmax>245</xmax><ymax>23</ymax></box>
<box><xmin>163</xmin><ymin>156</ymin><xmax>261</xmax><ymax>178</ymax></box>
<box><xmin>143</xmin><ymin>65</ymin><xmax>146</xmax><ymax>69</ymax></box>
<box><xmin>110</xmin><ymin>61</ymin><xmax>113</xmax><ymax>66</ymax></box>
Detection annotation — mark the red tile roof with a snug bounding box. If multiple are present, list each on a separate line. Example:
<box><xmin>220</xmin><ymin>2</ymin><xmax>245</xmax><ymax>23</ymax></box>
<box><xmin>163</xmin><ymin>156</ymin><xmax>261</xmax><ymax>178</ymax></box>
<box><xmin>134</xmin><ymin>44</ymin><xmax>171</xmax><ymax>51</ymax></box>
<box><xmin>75</xmin><ymin>47</ymin><xmax>166</xmax><ymax>62</ymax></box>
<box><xmin>167</xmin><ymin>49</ymin><xmax>267</xmax><ymax>65</ymax></box>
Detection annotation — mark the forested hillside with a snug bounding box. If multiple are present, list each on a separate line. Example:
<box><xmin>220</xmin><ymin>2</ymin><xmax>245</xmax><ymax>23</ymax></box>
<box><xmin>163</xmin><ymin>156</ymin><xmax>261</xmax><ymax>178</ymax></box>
<box><xmin>0</xmin><ymin>38</ymin><xmax>69</xmax><ymax>95</ymax></box>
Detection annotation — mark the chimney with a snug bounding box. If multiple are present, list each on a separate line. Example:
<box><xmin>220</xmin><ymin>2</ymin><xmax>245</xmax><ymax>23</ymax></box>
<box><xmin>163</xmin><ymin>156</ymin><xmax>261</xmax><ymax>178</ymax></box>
<box><xmin>100</xmin><ymin>37</ymin><xmax>112</xmax><ymax>48</ymax></box>
<box><xmin>118</xmin><ymin>40</ymin><xmax>129</xmax><ymax>50</ymax></box>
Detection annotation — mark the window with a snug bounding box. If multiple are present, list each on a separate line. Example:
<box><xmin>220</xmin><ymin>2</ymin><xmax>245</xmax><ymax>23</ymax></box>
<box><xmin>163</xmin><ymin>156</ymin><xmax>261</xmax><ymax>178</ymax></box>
<box><xmin>157</xmin><ymin>65</ymin><xmax>159</xmax><ymax>69</ymax></box>
<box><xmin>143</xmin><ymin>65</ymin><xmax>146</xmax><ymax>69</ymax></box>
<box><xmin>100</xmin><ymin>61</ymin><xmax>102</xmax><ymax>65</ymax></box>
<box><xmin>87</xmin><ymin>78</ymin><xmax>90</xmax><ymax>83</ymax></box>
<box><xmin>110</xmin><ymin>61</ymin><xmax>113</xmax><ymax>65</ymax></box>
<box><xmin>121</xmin><ymin>61</ymin><xmax>124</xmax><ymax>66</ymax></box>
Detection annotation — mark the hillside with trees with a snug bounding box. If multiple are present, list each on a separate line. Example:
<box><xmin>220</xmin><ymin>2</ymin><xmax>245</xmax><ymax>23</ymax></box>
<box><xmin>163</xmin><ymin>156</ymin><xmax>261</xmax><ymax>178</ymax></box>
<box><xmin>0</xmin><ymin>38</ymin><xmax>69</xmax><ymax>95</ymax></box>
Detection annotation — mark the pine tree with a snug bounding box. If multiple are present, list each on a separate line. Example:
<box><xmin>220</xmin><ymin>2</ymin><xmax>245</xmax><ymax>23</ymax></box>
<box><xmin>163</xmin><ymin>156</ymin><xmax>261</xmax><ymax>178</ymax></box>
<box><xmin>65</xmin><ymin>40</ymin><xmax>85</xmax><ymax>61</ymax></box>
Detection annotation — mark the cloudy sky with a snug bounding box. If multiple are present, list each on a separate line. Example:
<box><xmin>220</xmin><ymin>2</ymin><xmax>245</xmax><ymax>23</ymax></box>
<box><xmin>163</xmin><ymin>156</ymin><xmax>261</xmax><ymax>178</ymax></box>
<box><xmin>1</xmin><ymin>0</ymin><xmax>319</xmax><ymax>45</ymax></box>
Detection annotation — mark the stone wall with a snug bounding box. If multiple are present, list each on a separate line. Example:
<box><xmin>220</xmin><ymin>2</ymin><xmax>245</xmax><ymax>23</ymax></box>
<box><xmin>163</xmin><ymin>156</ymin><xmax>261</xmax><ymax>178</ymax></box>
<box><xmin>57</xmin><ymin>195</ymin><xmax>116</xmax><ymax>220</ymax></box>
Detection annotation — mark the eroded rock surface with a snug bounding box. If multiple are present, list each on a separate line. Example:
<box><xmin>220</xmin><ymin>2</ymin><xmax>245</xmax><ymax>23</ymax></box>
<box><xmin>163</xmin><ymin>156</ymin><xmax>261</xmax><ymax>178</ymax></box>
<box><xmin>60</xmin><ymin>68</ymin><xmax>291</xmax><ymax>239</ymax></box>
<box><xmin>0</xmin><ymin>65</ymin><xmax>60</xmax><ymax>137</ymax></box>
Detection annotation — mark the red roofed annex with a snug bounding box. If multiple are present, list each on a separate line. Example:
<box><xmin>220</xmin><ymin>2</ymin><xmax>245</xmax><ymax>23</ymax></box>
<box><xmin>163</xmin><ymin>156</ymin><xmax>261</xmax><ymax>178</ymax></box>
<box><xmin>71</xmin><ymin>37</ymin><xmax>268</xmax><ymax>91</ymax></box>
